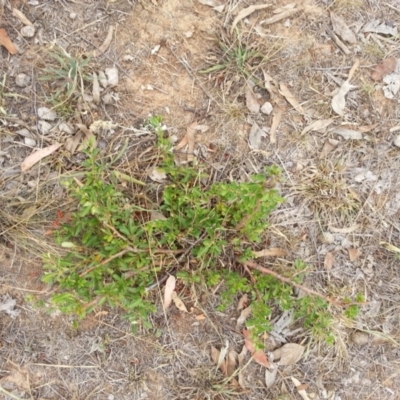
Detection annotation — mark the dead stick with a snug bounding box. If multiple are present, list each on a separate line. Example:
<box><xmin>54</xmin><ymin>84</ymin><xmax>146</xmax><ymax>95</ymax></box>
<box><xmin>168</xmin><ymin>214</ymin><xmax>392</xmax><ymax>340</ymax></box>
<box><xmin>243</xmin><ymin>260</ymin><xmax>353</xmax><ymax>307</ymax></box>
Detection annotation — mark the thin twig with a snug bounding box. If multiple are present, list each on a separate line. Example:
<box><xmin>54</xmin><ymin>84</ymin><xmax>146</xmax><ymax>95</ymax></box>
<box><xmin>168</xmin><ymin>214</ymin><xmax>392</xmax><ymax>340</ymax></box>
<box><xmin>243</xmin><ymin>260</ymin><xmax>356</xmax><ymax>306</ymax></box>
<box><xmin>0</xmin><ymin>386</ymin><xmax>26</xmax><ymax>400</ymax></box>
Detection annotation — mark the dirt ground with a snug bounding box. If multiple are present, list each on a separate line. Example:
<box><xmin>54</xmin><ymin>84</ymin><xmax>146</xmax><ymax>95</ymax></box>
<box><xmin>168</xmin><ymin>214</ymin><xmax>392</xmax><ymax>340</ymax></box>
<box><xmin>1</xmin><ymin>0</ymin><xmax>400</xmax><ymax>399</ymax></box>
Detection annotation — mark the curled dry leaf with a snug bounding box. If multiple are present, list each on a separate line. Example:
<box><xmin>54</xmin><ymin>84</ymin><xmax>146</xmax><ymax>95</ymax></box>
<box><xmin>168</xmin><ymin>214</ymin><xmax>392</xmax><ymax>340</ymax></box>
<box><xmin>237</xmin><ymin>294</ymin><xmax>248</xmax><ymax>311</ymax></box>
<box><xmin>231</xmin><ymin>4</ymin><xmax>272</xmax><ymax>34</ymax></box>
<box><xmin>12</xmin><ymin>8</ymin><xmax>33</xmax><ymax>25</ymax></box>
<box><xmin>243</xmin><ymin>329</ymin><xmax>270</xmax><ymax>368</ymax></box>
<box><xmin>77</xmin><ymin>123</ymin><xmax>97</xmax><ymax>151</ymax></box>
<box><xmin>236</xmin><ymin>306</ymin><xmax>252</xmax><ymax>329</ymax></box>
<box><xmin>65</xmin><ymin>132</ymin><xmax>83</xmax><ymax>154</ymax></box>
<box><xmin>324</xmin><ymin>252</ymin><xmax>334</xmax><ymax>271</ymax></box>
<box><xmin>348</xmin><ymin>248</ymin><xmax>361</xmax><ymax>262</ymax></box>
<box><xmin>331</xmin><ymin>80</ymin><xmax>356</xmax><ymax>116</ymax></box>
<box><xmin>21</xmin><ymin>143</ymin><xmax>62</xmax><ymax>172</ymax></box>
<box><xmin>0</xmin><ymin>28</ymin><xmax>17</xmax><ymax>54</ymax></box>
<box><xmin>163</xmin><ymin>275</ymin><xmax>176</xmax><ymax>309</ymax></box>
<box><xmin>371</xmin><ymin>57</ymin><xmax>397</xmax><ymax>81</ymax></box>
<box><xmin>301</xmin><ymin>119</ymin><xmax>335</xmax><ymax>136</ymax></box>
<box><xmin>291</xmin><ymin>377</ymin><xmax>311</xmax><ymax>400</ymax></box>
<box><xmin>330</xmin><ymin>12</ymin><xmax>357</xmax><ymax>44</ymax></box>
<box><xmin>273</xmin><ymin>343</ymin><xmax>305</xmax><ymax>365</ymax></box>
<box><xmin>253</xmin><ymin>248</ymin><xmax>287</xmax><ymax>258</ymax></box>
<box><xmin>270</xmin><ymin>107</ymin><xmax>283</xmax><ymax>144</ymax></box>
<box><xmin>171</xmin><ymin>291</ymin><xmax>188</xmax><ymax>312</ymax></box>
<box><xmin>92</xmin><ymin>25</ymin><xmax>114</xmax><ymax>57</ymax></box>
<box><xmin>245</xmin><ymin>84</ymin><xmax>260</xmax><ymax>114</ymax></box>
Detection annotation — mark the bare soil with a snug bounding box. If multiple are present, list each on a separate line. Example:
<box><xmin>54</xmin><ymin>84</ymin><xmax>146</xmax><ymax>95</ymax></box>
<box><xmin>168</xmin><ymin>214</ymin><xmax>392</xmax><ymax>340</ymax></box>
<box><xmin>1</xmin><ymin>0</ymin><xmax>400</xmax><ymax>399</ymax></box>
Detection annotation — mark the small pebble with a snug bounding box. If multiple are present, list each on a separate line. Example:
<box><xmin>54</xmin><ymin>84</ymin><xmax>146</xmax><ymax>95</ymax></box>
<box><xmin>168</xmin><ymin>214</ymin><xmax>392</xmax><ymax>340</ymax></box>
<box><xmin>105</xmin><ymin>67</ymin><xmax>119</xmax><ymax>86</ymax></box>
<box><xmin>24</xmin><ymin>137</ymin><xmax>37</xmax><ymax>147</ymax></box>
<box><xmin>38</xmin><ymin>120</ymin><xmax>52</xmax><ymax>135</ymax></box>
<box><xmin>58</xmin><ymin>122</ymin><xmax>74</xmax><ymax>134</ymax></box>
<box><xmin>15</xmin><ymin>73</ymin><xmax>31</xmax><ymax>87</ymax></box>
<box><xmin>260</xmin><ymin>102</ymin><xmax>273</xmax><ymax>115</ymax></box>
<box><xmin>21</xmin><ymin>25</ymin><xmax>36</xmax><ymax>38</ymax></box>
<box><xmin>351</xmin><ymin>331</ymin><xmax>370</xmax><ymax>346</ymax></box>
<box><xmin>38</xmin><ymin>107</ymin><xmax>57</xmax><ymax>121</ymax></box>
<box><xmin>102</xmin><ymin>93</ymin><xmax>114</xmax><ymax>104</ymax></box>
<box><xmin>394</xmin><ymin>134</ymin><xmax>400</xmax><ymax>148</ymax></box>
<box><xmin>319</xmin><ymin>232</ymin><xmax>335</xmax><ymax>244</ymax></box>
<box><xmin>16</xmin><ymin>128</ymin><xmax>33</xmax><ymax>138</ymax></box>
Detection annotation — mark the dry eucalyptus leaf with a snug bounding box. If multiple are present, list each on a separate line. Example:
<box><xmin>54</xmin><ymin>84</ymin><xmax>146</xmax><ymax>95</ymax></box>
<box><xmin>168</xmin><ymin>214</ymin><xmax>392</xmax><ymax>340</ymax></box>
<box><xmin>332</xmin><ymin>127</ymin><xmax>362</xmax><ymax>140</ymax></box>
<box><xmin>253</xmin><ymin>248</ymin><xmax>287</xmax><ymax>258</ymax></box>
<box><xmin>198</xmin><ymin>0</ymin><xmax>219</xmax><ymax>6</ymax></box>
<box><xmin>163</xmin><ymin>275</ymin><xmax>176</xmax><ymax>309</ymax></box>
<box><xmin>279</xmin><ymin>83</ymin><xmax>305</xmax><ymax>114</ymax></box>
<box><xmin>0</xmin><ymin>29</ymin><xmax>17</xmax><ymax>54</ymax></box>
<box><xmin>171</xmin><ymin>291</ymin><xmax>188</xmax><ymax>312</ymax></box>
<box><xmin>331</xmin><ymin>80</ymin><xmax>356</xmax><ymax>116</ymax></box>
<box><xmin>274</xmin><ymin>343</ymin><xmax>305</xmax><ymax>365</ymax></box>
<box><xmin>248</xmin><ymin>122</ymin><xmax>266</xmax><ymax>150</ymax></box>
<box><xmin>92</xmin><ymin>72</ymin><xmax>101</xmax><ymax>104</ymax></box>
<box><xmin>186</xmin><ymin>121</ymin><xmax>197</xmax><ymax>162</ymax></box>
<box><xmin>301</xmin><ymin>119</ymin><xmax>334</xmax><ymax>136</ymax></box>
<box><xmin>270</xmin><ymin>107</ymin><xmax>283</xmax><ymax>144</ymax></box>
<box><xmin>21</xmin><ymin>143</ymin><xmax>62</xmax><ymax>172</ymax></box>
<box><xmin>319</xmin><ymin>138</ymin><xmax>338</xmax><ymax>159</ymax></box>
<box><xmin>265</xmin><ymin>366</ymin><xmax>278</xmax><ymax>388</ymax></box>
<box><xmin>243</xmin><ymin>329</ymin><xmax>270</xmax><ymax>368</ymax></box>
<box><xmin>324</xmin><ymin>252</ymin><xmax>334</xmax><ymax>271</ymax></box>
<box><xmin>12</xmin><ymin>8</ymin><xmax>33</xmax><ymax>25</ymax></box>
<box><xmin>273</xmin><ymin>3</ymin><xmax>296</xmax><ymax>13</ymax></box>
<box><xmin>261</xmin><ymin>7</ymin><xmax>300</xmax><ymax>25</ymax></box>
<box><xmin>211</xmin><ymin>345</ymin><xmax>226</xmax><ymax>374</ymax></box>
<box><xmin>371</xmin><ymin>57</ymin><xmax>397</xmax><ymax>81</ymax></box>
<box><xmin>330</xmin><ymin>12</ymin><xmax>357</xmax><ymax>44</ymax></box>
<box><xmin>236</xmin><ymin>306</ymin><xmax>252</xmax><ymax>329</ymax></box>
<box><xmin>92</xmin><ymin>25</ymin><xmax>114</xmax><ymax>57</ymax></box>
<box><xmin>231</xmin><ymin>4</ymin><xmax>272</xmax><ymax>34</ymax></box>
<box><xmin>340</xmin><ymin>123</ymin><xmax>378</xmax><ymax>133</ymax></box>
<box><xmin>245</xmin><ymin>84</ymin><xmax>260</xmax><ymax>114</ymax></box>
<box><xmin>238</xmin><ymin>345</ymin><xmax>248</xmax><ymax>389</ymax></box>
<box><xmin>348</xmin><ymin>248</ymin><xmax>361</xmax><ymax>262</ymax></box>
<box><xmin>329</xmin><ymin>224</ymin><xmax>359</xmax><ymax>234</ymax></box>
<box><xmin>237</xmin><ymin>294</ymin><xmax>248</xmax><ymax>311</ymax></box>
<box><xmin>363</xmin><ymin>20</ymin><xmax>398</xmax><ymax>36</ymax></box>
<box><xmin>227</xmin><ymin>350</ymin><xmax>238</xmax><ymax>378</ymax></box>
<box><xmin>291</xmin><ymin>376</ymin><xmax>311</xmax><ymax>400</ymax></box>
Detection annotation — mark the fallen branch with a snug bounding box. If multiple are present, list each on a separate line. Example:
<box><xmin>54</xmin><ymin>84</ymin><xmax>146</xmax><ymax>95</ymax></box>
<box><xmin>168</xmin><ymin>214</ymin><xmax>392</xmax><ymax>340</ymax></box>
<box><xmin>243</xmin><ymin>260</ymin><xmax>358</xmax><ymax>307</ymax></box>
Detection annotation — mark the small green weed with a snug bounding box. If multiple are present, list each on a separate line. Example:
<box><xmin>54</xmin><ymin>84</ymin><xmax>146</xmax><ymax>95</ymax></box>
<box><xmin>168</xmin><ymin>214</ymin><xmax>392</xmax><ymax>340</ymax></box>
<box><xmin>39</xmin><ymin>46</ymin><xmax>91</xmax><ymax>111</ymax></box>
<box><xmin>42</xmin><ymin>117</ymin><xmax>358</xmax><ymax>342</ymax></box>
